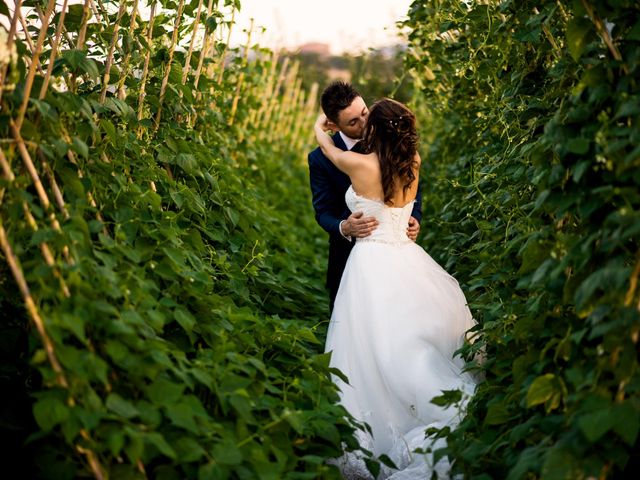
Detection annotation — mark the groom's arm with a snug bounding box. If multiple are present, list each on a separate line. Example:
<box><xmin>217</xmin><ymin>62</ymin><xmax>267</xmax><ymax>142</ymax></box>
<box><xmin>308</xmin><ymin>151</ymin><xmax>345</xmax><ymax>238</ymax></box>
<box><xmin>411</xmin><ymin>181</ymin><xmax>423</xmax><ymax>223</ymax></box>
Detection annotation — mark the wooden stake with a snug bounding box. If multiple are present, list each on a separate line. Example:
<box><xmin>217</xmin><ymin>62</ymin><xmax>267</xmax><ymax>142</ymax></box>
<box><xmin>0</xmin><ymin>223</ymin><xmax>68</xmax><ymax>388</ymax></box>
<box><xmin>99</xmin><ymin>0</ymin><xmax>128</xmax><ymax>103</ymax></box>
<box><xmin>193</xmin><ymin>0</ymin><xmax>216</xmax><ymax>90</ymax></box>
<box><xmin>40</xmin><ymin>0</ymin><xmax>70</xmax><ymax>98</ymax></box>
<box><xmin>0</xmin><ymin>0</ymin><xmax>23</xmax><ymax>104</ymax></box>
<box><xmin>581</xmin><ymin>0</ymin><xmax>628</xmax><ymax>74</ymax></box>
<box><xmin>117</xmin><ymin>0</ymin><xmax>140</xmax><ymax>100</ymax></box>
<box><xmin>15</xmin><ymin>0</ymin><xmax>56</xmax><ymax>129</ymax></box>
<box><xmin>137</xmin><ymin>2</ymin><xmax>157</xmax><ymax>123</ymax></box>
<box><xmin>182</xmin><ymin>0</ymin><xmax>205</xmax><ymax>85</ymax></box>
<box><xmin>154</xmin><ymin>0</ymin><xmax>186</xmax><ymax>128</ymax></box>
<box><xmin>228</xmin><ymin>18</ymin><xmax>254</xmax><ymax>126</ymax></box>
<box><xmin>76</xmin><ymin>0</ymin><xmax>93</xmax><ymax>50</ymax></box>
<box><xmin>216</xmin><ymin>6</ymin><xmax>236</xmax><ymax>84</ymax></box>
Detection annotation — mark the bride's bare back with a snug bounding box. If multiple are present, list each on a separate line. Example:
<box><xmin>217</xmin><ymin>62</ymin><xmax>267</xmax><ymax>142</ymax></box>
<box><xmin>349</xmin><ymin>152</ymin><xmax>421</xmax><ymax>208</ymax></box>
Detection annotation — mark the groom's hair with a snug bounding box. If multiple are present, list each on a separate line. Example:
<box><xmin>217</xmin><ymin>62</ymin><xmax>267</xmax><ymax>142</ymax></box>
<box><xmin>321</xmin><ymin>81</ymin><xmax>360</xmax><ymax>123</ymax></box>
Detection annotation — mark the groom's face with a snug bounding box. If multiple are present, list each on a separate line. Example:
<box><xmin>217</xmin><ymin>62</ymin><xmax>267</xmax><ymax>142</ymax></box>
<box><xmin>332</xmin><ymin>96</ymin><xmax>369</xmax><ymax>140</ymax></box>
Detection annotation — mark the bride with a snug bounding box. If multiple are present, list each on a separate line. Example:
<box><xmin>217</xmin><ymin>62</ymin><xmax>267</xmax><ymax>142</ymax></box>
<box><xmin>314</xmin><ymin>98</ymin><xmax>478</xmax><ymax>479</ymax></box>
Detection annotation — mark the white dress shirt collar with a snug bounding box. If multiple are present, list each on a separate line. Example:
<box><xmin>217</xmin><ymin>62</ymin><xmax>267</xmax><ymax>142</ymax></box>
<box><xmin>339</xmin><ymin>131</ymin><xmax>360</xmax><ymax>151</ymax></box>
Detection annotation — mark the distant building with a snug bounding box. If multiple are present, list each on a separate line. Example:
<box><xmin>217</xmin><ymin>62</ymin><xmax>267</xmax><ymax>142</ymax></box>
<box><xmin>297</xmin><ymin>42</ymin><xmax>331</xmax><ymax>57</ymax></box>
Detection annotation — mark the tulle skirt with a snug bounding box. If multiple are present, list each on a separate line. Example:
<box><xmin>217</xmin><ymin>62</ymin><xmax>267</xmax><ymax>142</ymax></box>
<box><xmin>325</xmin><ymin>240</ymin><xmax>477</xmax><ymax>479</ymax></box>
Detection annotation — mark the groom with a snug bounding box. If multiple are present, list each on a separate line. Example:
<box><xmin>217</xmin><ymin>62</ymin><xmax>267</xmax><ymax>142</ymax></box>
<box><xmin>308</xmin><ymin>81</ymin><xmax>422</xmax><ymax>312</ymax></box>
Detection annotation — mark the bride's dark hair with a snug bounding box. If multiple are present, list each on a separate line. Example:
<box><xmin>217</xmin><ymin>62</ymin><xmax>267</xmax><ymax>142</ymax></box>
<box><xmin>361</xmin><ymin>98</ymin><xmax>419</xmax><ymax>204</ymax></box>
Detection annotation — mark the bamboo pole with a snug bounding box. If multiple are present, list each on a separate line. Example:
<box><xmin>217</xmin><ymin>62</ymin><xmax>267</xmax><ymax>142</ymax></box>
<box><xmin>117</xmin><ymin>0</ymin><xmax>140</xmax><ymax>100</ymax></box>
<box><xmin>182</xmin><ymin>0</ymin><xmax>205</xmax><ymax>85</ymax></box>
<box><xmin>99</xmin><ymin>0</ymin><xmax>128</xmax><ymax>103</ymax></box>
<box><xmin>581</xmin><ymin>0</ymin><xmax>627</xmax><ymax>74</ymax></box>
<box><xmin>283</xmin><ymin>76</ymin><xmax>302</xmax><ymax>140</ymax></box>
<box><xmin>0</xmin><ymin>223</ymin><xmax>68</xmax><ymax>388</ymax></box>
<box><xmin>216</xmin><ymin>6</ymin><xmax>236</xmax><ymax>84</ymax></box>
<box><xmin>17</xmin><ymin>10</ymin><xmax>38</xmax><ymax>58</ymax></box>
<box><xmin>15</xmin><ymin>0</ymin><xmax>56</xmax><ymax>129</ymax></box>
<box><xmin>10</xmin><ymin>119</ymin><xmax>71</xmax><ymax>262</ymax></box>
<box><xmin>292</xmin><ymin>89</ymin><xmax>308</xmax><ymax>152</ymax></box>
<box><xmin>76</xmin><ymin>0</ymin><xmax>93</xmax><ymax>50</ymax></box>
<box><xmin>137</xmin><ymin>2</ymin><xmax>157</xmax><ymax>123</ymax></box>
<box><xmin>0</xmin><ymin>0</ymin><xmax>22</xmax><ymax>101</ymax></box>
<box><xmin>255</xmin><ymin>50</ymin><xmax>280</xmax><ymax>131</ymax></box>
<box><xmin>261</xmin><ymin>56</ymin><xmax>289</xmax><ymax>133</ymax></box>
<box><xmin>227</xmin><ymin>18</ymin><xmax>254</xmax><ymax>126</ymax></box>
<box><xmin>154</xmin><ymin>0</ymin><xmax>186</xmax><ymax>128</ymax></box>
<box><xmin>10</xmin><ymin>120</ymin><xmax>52</xmax><ymax>212</ymax></box>
<box><xmin>193</xmin><ymin>0</ymin><xmax>216</xmax><ymax>89</ymax></box>
<box><xmin>0</xmin><ymin>221</ymin><xmax>102</xmax><ymax>479</ymax></box>
<box><xmin>38</xmin><ymin>150</ymin><xmax>70</xmax><ymax>219</ymax></box>
<box><xmin>268</xmin><ymin>60</ymin><xmax>298</xmax><ymax>141</ymax></box>
<box><xmin>40</xmin><ymin>0</ymin><xmax>70</xmax><ymax>99</ymax></box>
<box><xmin>22</xmin><ymin>201</ymin><xmax>71</xmax><ymax>298</ymax></box>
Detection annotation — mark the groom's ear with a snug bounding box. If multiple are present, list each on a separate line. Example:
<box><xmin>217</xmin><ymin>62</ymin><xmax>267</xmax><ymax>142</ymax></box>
<box><xmin>325</xmin><ymin>119</ymin><xmax>340</xmax><ymax>133</ymax></box>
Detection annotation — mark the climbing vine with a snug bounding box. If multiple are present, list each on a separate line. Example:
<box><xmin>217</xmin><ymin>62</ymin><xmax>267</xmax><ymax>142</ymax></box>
<box><xmin>405</xmin><ymin>0</ymin><xmax>640</xmax><ymax>478</ymax></box>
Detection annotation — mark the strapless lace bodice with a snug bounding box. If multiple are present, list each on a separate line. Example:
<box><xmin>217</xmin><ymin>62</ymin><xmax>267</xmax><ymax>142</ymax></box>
<box><xmin>345</xmin><ymin>185</ymin><xmax>414</xmax><ymax>245</ymax></box>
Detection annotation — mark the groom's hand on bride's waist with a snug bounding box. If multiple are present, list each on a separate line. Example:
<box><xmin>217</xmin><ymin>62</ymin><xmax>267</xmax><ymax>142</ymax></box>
<box><xmin>407</xmin><ymin>216</ymin><xmax>420</xmax><ymax>242</ymax></box>
<box><xmin>341</xmin><ymin>211</ymin><xmax>378</xmax><ymax>239</ymax></box>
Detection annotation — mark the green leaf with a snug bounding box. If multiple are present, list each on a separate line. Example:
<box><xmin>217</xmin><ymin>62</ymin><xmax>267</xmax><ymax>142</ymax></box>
<box><xmin>566</xmin><ymin>17</ymin><xmax>592</xmax><ymax>61</ymax></box>
<box><xmin>541</xmin><ymin>447</ymin><xmax>580</xmax><ymax>480</ymax></box>
<box><xmin>105</xmin><ymin>427</ymin><xmax>125</xmax><ymax>456</ymax></box>
<box><xmin>627</xmin><ymin>19</ymin><xmax>640</xmax><ymax>41</ymax></box>
<box><xmin>100</xmin><ymin>119</ymin><xmax>117</xmax><ymax>142</ymax></box>
<box><xmin>364</xmin><ymin>458</ymin><xmax>381</xmax><ymax>478</ymax></box>
<box><xmin>106</xmin><ymin>393</ymin><xmax>139</xmax><ymax>419</ymax></box>
<box><xmin>484</xmin><ymin>403</ymin><xmax>511</xmax><ymax>425</ymax></box>
<box><xmin>30</xmin><ymin>99</ymin><xmax>58</xmax><ymax>120</ymax></box>
<box><xmin>212</xmin><ymin>440</ymin><xmax>243</xmax><ymax>465</ymax></box>
<box><xmin>174</xmin><ymin>308</ymin><xmax>196</xmax><ymax>334</ymax></box>
<box><xmin>284</xmin><ymin>409</ymin><xmax>304</xmax><ymax>434</ymax></box>
<box><xmin>165</xmin><ymin>403</ymin><xmax>199</xmax><ymax>433</ymax></box>
<box><xmin>147</xmin><ymin>377</ymin><xmax>185</xmax><ymax>404</ymax></box>
<box><xmin>174</xmin><ymin>436</ymin><xmax>206</xmax><ymax>462</ymax></box>
<box><xmin>65</xmin><ymin>4</ymin><xmax>91</xmax><ymax>29</ymax></box>
<box><xmin>71</xmin><ymin>136</ymin><xmax>89</xmax><ymax>158</ymax></box>
<box><xmin>578</xmin><ymin>409</ymin><xmax>614</xmax><ymax>442</ymax></box>
<box><xmin>33</xmin><ymin>396</ymin><xmax>69</xmax><ymax>431</ymax></box>
<box><xmin>430</xmin><ymin>389</ymin><xmax>463</xmax><ymax>407</ymax></box>
<box><xmin>205</xmin><ymin>16</ymin><xmax>218</xmax><ymax>33</ymax></box>
<box><xmin>526</xmin><ymin>374</ymin><xmax>557</xmax><ymax>408</ymax></box>
<box><xmin>146</xmin><ymin>432</ymin><xmax>177</xmax><ymax>459</ymax></box>
<box><xmin>566</xmin><ymin>137</ymin><xmax>590</xmax><ymax>154</ymax></box>
<box><xmin>61</xmin><ymin>49</ymin><xmax>99</xmax><ymax>79</ymax></box>
<box><xmin>378</xmin><ymin>454</ymin><xmax>398</xmax><ymax>469</ymax></box>
<box><xmin>612</xmin><ymin>402</ymin><xmax>640</xmax><ymax>446</ymax></box>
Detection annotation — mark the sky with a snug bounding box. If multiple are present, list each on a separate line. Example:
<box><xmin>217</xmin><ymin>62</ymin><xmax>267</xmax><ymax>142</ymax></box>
<box><xmin>228</xmin><ymin>0</ymin><xmax>415</xmax><ymax>55</ymax></box>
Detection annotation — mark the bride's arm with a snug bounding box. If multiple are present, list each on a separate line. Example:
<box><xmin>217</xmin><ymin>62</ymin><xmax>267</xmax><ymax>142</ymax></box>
<box><xmin>314</xmin><ymin>114</ymin><xmax>361</xmax><ymax>174</ymax></box>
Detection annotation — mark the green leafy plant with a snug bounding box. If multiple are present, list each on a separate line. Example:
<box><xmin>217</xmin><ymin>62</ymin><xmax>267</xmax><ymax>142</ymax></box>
<box><xmin>404</xmin><ymin>0</ymin><xmax>640</xmax><ymax>478</ymax></box>
<box><xmin>1</xmin><ymin>1</ymin><xmax>357</xmax><ymax>478</ymax></box>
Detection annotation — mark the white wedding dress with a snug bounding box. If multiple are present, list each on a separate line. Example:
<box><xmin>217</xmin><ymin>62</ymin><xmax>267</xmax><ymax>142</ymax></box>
<box><xmin>325</xmin><ymin>186</ymin><xmax>477</xmax><ymax>479</ymax></box>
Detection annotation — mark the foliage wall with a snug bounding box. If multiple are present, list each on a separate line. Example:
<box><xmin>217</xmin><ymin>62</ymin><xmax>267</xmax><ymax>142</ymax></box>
<box><xmin>404</xmin><ymin>0</ymin><xmax>640</xmax><ymax>478</ymax></box>
<box><xmin>0</xmin><ymin>0</ymin><xmax>355</xmax><ymax>478</ymax></box>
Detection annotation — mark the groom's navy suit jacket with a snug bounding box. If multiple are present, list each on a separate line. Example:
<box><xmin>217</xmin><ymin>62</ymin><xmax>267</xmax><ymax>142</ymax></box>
<box><xmin>308</xmin><ymin>134</ymin><xmax>423</xmax><ymax>311</ymax></box>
